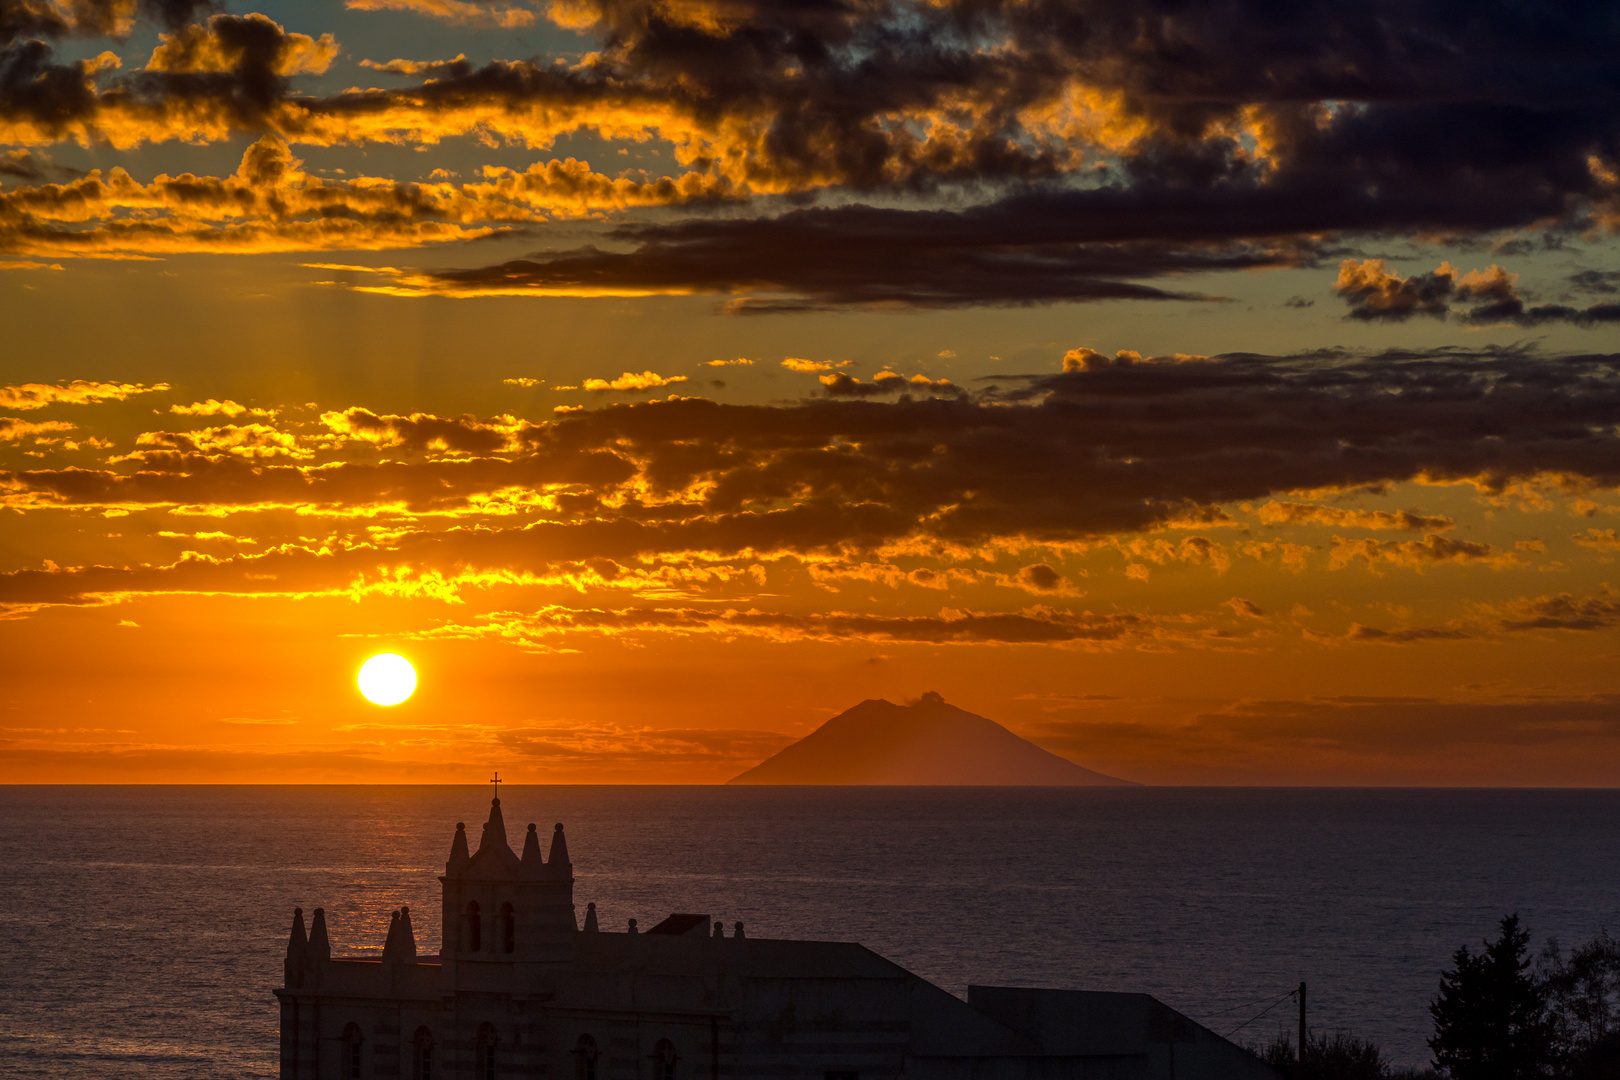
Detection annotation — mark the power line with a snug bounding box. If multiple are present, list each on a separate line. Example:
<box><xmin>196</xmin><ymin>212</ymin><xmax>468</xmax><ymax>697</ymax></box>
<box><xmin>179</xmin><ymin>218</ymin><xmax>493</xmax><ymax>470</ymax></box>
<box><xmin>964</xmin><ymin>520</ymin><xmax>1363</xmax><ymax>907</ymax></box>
<box><xmin>1222</xmin><ymin>988</ymin><xmax>1299</xmax><ymax>1040</ymax></box>
<box><xmin>1203</xmin><ymin>990</ymin><xmax>1296</xmax><ymax>1018</ymax></box>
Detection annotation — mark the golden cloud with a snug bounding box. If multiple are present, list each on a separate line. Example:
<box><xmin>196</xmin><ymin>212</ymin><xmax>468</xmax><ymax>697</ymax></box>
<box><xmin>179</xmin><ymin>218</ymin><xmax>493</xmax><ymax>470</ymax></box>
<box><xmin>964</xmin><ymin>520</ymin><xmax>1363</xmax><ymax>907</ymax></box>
<box><xmin>1255</xmin><ymin>500</ymin><xmax>1454</xmax><ymax>532</ymax></box>
<box><xmin>346</xmin><ymin>0</ymin><xmax>537</xmax><ymax>27</ymax></box>
<box><xmin>170</xmin><ymin>399</ymin><xmax>277</xmax><ymax>418</ymax></box>
<box><xmin>0</xmin><ymin>380</ymin><xmax>169</xmax><ymax>409</ymax></box>
<box><xmin>143</xmin><ymin>14</ymin><xmax>339</xmax><ymax>77</ymax></box>
<box><xmin>580</xmin><ymin>371</ymin><xmax>688</xmax><ymax>392</ymax></box>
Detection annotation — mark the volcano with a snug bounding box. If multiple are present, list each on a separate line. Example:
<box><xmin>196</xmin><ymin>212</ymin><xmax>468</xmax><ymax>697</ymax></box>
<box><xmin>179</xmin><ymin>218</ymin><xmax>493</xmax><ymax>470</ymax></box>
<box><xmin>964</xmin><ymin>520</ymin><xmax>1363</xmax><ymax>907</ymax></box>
<box><xmin>728</xmin><ymin>692</ymin><xmax>1135</xmax><ymax>785</ymax></box>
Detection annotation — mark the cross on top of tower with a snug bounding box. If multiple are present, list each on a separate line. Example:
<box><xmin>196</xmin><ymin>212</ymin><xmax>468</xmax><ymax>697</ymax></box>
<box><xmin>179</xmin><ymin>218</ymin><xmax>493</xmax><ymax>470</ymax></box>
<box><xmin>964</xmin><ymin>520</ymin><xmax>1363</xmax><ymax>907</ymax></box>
<box><xmin>490</xmin><ymin>771</ymin><xmax>501</xmax><ymax>797</ymax></box>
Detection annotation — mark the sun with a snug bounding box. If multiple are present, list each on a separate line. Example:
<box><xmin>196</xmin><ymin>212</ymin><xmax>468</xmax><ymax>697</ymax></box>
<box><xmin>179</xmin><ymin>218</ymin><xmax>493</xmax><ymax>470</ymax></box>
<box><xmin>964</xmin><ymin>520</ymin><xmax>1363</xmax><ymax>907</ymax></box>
<box><xmin>358</xmin><ymin>653</ymin><xmax>417</xmax><ymax>706</ymax></box>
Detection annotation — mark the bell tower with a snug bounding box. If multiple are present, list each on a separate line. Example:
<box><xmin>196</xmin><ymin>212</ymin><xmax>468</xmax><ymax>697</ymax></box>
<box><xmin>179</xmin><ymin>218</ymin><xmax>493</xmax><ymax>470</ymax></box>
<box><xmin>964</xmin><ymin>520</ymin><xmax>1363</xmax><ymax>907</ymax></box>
<box><xmin>439</xmin><ymin>793</ymin><xmax>577</xmax><ymax>973</ymax></box>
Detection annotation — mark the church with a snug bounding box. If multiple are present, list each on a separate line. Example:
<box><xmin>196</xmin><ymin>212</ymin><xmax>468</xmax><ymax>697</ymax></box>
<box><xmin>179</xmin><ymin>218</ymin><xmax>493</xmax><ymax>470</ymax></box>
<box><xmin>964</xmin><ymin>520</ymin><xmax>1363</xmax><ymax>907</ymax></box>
<box><xmin>275</xmin><ymin>796</ymin><xmax>1277</xmax><ymax>1080</ymax></box>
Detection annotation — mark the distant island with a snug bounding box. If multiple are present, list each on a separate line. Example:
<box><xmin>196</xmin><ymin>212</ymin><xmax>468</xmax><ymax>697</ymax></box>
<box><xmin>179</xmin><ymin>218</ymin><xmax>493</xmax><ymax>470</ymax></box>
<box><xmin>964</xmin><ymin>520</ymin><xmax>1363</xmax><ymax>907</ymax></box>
<box><xmin>728</xmin><ymin>692</ymin><xmax>1137</xmax><ymax>785</ymax></box>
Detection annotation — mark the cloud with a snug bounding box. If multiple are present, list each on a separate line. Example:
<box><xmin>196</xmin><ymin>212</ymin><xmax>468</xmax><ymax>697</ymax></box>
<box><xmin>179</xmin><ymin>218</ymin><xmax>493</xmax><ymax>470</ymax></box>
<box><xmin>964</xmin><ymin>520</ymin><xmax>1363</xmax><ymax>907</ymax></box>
<box><xmin>1490</xmin><ymin>588</ymin><xmax>1620</xmax><ymax>633</ymax></box>
<box><xmin>579</xmin><ymin>371</ymin><xmax>687</xmax><ymax>392</ymax></box>
<box><xmin>0</xmin><ymin>136</ymin><xmax>502</xmax><ymax>257</ymax></box>
<box><xmin>127</xmin><ymin>423</ymin><xmax>312</xmax><ymax>460</ymax></box>
<box><xmin>1334</xmin><ymin>259</ymin><xmax>1458</xmax><ymax>321</ymax></box>
<box><xmin>1061</xmin><ymin>348</ymin><xmax>1208</xmax><ymax>372</ymax></box>
<box><xmin>414</xmin><ymin>603</ymin><xmax>1163</xmax><ymax>648</ymax></box>
<box><xmin>1328</xmin><ymin>533</ymin><xmax>1519</xmax><ymax>572</ymax></box>
<box><xmin>0</xmin><ymin>379</ymin><xmax>168</xmax><ymax>409</ymax></box>
<box><xmin>143</xmin><ymin>13</ymin><xmax>337</xmax><ymax>77</ymax></box>
<box><xmin>345</xmin><ymin>0</ymin><xmax>536</xmax><ymax>28</ymax></box>
<box><xmin>0</xmin><ymin>0</ymin><xmax>214</xmax><ymax>42</ymax></box>
<box><xmin>6</xmin><ymin>347</ymin><xmax>1620</xmax><ymax>626</ymax></box>
<box><xmin>349</xmin><ymin>201</ymin><xmax>1282</xmax><ymax>310</ymax></box>
<box><xmin>1335</xmin><ymin>259</ymin><xmax>1620</xmax><ymax>327</ymax></box>
<box><xmin>1016</xmin><ymin>564</ymin><xmax>1065</xmax><ymax>593</ymax></box>
<box><xmin>820</xmin><ymin>371</ymin><xmax>962</xmax><ymax>397</ymax></box>
<box><xmin>0</xmin><ymin>417</ymin><xmax>75</xmax><ymax>441</ymax></box>
<box><xmin>4</xmin><ymin>0</ymin><xmax>1616</xmax><ymax>304</ymax></box>
<box><xmin>1194</xmin><ymin>695</ymin><xmax>1620</xmax><ymax>753</ymax></box>
<box><xmin>493</xmin><ymin>722</ymin><xmax>794</xmax><ymax>765</ymax></box>
<box><xmin>321</xmin><ymin>406</ymin><xmax>529</xmax><ymax>453</ymax></box>
<box><xmin>1572</xmin><ymin>529</ymin><xmax>1620</xmax><ymax>552</ymax></box>
<box><xmin>170</xmin><ymin>399</ymin><xmax>275</xmax><ymax>418</ymax></box>
<box><xmin>3</xmin><ymin>346</ymin><xmax>1620</xmax><ymax>546</ymax></box>
<box><xmin>0</xmin><ymin>0</ymin><xmax>1614</xmax><ymax>231</ymax></box>
<box><xmin>2</xmin><ymin>134</ymin><xmax>736</xmax><ymax>260</ymax></box>
<box><xmin>1226</xmin><ymin>597</ymin><xmax>1265</xmax><ymax>619</ymax></box>
<box><xmin>1255</xmin><ymin>500</ymin><xmax>1454</xmax><ymax>532</ymax></box>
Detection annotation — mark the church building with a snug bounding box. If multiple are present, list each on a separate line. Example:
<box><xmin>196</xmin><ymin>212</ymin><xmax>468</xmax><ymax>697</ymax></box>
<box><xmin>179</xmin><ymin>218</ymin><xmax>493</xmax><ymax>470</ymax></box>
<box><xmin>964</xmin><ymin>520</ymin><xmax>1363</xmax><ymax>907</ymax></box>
<box><xmin>275</xmin><ymin>796</ymin><xmax>1277</xmax><ymax>1080</ymax></box>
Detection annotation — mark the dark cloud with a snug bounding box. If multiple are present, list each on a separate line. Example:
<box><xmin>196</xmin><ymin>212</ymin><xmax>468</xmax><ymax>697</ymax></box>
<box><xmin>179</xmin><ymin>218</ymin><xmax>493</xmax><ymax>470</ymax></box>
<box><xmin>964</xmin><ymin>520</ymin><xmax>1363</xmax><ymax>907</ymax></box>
<box><xmin>1017</xmin><ymin>564</ymin><xmax>1064</xmax><ymax>592</ymax></box>
<box><xmin>1493</xmin><ymin>589</ymin><xmax>1620</xmax><ymax>632</ymax></box>
<box><xmin>6</xmin><ymin>347</ymin><xmax>1620</xmax><ymax>565</ymax></box>
<box><xmin>1335</xmin><ymin>259</ymin><xmax>1620</xmax><ymax>327</ymax></box>
<box><xmin>0</xmin><ymin>14</ymin><xmax>332</xmax><ymax>147</ymax></box>
<box><xmin>1335</xmin><ymin>259</ymin><xmax>1457</xmax><ymax>321</ymax></box>
<box><xmin>3</xmin><ymin>0</ymin><xmax>1618</xmax><ymax>281</ymax></box>
<box><xmin>1570</xmin><ymin>270</ymin><xmax>1620</xmax><ymax>295</ymax></box>
<box><xmin>1</xmin><ymin>0</ymin><xmax>214</xmax><ymax>44</ymax></box>
<box><xmin>0</xmin><ymin>0</ymin><xmax>1616</xmax><ymax>310</ymax></box>
<box><xmin>403</xmin><ymin>201</ymin><xmax>1281</xmax><ymax>310</ymax></box>
<box><xmin>820</xmin><ymin>371</ymin><xmax>963</xmax><ymax>397</ymax></box>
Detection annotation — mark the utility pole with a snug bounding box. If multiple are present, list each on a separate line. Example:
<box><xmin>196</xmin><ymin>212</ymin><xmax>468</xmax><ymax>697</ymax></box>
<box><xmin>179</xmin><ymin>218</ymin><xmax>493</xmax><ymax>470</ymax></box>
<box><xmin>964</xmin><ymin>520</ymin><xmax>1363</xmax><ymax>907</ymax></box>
<box><xmin>1298</xmin><ymin>981</ymin><xmax>1307</xmax><ymax>1063</ymax></box>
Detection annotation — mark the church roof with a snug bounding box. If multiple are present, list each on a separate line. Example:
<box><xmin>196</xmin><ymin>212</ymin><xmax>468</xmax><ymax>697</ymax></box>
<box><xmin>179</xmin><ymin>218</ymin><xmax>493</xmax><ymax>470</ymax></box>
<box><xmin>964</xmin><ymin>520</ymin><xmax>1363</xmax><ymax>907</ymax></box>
<box><xmin>457</xmin><ymin>796</ymin><xmax>523</xmax><ymax>880</ymax></box>
<box><xmin>645</xmin><ymin>913</ymin><xmax>711</xmax><ymax>937</ymax></box>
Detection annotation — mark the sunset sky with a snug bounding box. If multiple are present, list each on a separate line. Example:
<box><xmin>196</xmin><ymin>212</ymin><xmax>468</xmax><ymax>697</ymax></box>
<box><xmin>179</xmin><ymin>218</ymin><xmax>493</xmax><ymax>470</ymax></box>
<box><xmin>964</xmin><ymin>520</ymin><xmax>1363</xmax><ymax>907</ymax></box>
<box><xmin>4</xmin><ymin>0</ymin><xmax>1620</xmax><ymax>784</ymax></box>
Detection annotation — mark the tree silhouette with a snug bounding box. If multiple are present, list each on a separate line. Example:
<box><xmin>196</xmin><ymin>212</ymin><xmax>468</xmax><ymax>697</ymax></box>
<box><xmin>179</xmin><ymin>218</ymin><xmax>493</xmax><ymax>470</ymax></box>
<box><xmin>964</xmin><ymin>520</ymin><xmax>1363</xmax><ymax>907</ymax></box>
<box><xmin>1430</xmin><ymin>914</ymin><xmax>1554</xmax><ymax>1080</ymax></box>
<box><xmin>1262</xmin><ymin>1031</ymin><xmax>1389</xmax><ymax>1080</ymax></box>
<box><xmin>1542</xmin><ymin>930</ymin><xmax>1620</xmax><ymax>1080</ymax></box>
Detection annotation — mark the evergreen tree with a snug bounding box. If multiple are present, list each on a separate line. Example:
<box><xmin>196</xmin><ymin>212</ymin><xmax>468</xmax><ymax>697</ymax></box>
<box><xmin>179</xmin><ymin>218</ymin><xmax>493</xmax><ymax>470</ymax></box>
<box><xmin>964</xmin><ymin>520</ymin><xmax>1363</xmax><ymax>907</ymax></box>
<box><xmin>1429</xmin><ymin>914</ymin><xmax>1554</xmax><ymax>1080</ymax></box>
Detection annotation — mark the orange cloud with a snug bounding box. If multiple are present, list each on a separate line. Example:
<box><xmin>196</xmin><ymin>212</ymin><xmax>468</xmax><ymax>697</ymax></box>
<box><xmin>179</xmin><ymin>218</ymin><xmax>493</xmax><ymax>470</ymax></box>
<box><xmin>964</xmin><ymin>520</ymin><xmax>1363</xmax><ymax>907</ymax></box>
<box><xmin>1328</xmin><ymin>533</ymin><xmax>1521</xmax><ymax>572</ymax></box>
<box><xmin>127</xmin><ymin>424</ymin><xmax>314</xmax><ymax>460</ymax></box>
<box><xmin>0</xmin><ymin>137</ymin><xmax>743</xmax><ymax>257</ymax></box>
<box><xmin>1255</xmin><ymin>500</ymin><xmax>1454</xmax><ymax>532</ymax></box>
<box><xmin>143</xmin><ymin>14</ymin><xmax>338</xmax><ymax>77</ymax></box>
<box><xmin>346</xmin><ymin>0</ymin><xmax>537</xmax><ymax>27</ymax></box>
<box><xmin>0</xmin><ymin>379</ymin><xmax>169</xmax><ymax>409</ymax></box>
<box><xmin>580</xmin><ymin>371</ymin><xmax>687</xmax><ymax>392</ymax></box>
<box><xmin>170</xmin><ymin>399</ymin><xmax>277</xmax><ymax>418</ymax></box>
<box><xmin>0</xmin><ymin>417</ymin><xmax>76</xmax><ymax>442</ymax></box>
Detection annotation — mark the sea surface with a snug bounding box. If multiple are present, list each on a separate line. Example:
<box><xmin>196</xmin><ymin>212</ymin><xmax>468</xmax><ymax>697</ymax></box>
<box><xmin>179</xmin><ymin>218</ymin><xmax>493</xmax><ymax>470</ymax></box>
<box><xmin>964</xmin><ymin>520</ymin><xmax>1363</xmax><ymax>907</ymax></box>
<box><xmin>1</xmin><ymin>786</ymin><xmax>1617</xmax><ymax>1077</ymax></box>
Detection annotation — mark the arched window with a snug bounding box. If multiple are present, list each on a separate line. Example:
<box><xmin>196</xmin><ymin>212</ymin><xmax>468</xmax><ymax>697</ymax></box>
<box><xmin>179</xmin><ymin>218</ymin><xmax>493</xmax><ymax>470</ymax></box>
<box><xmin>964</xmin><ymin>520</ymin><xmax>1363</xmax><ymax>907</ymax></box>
<box><xmin>475</xmin><ymin>1023</ymin><xmax>498</xmax><ymax>1080</ymax></box>
<box><xmin>342</xmin><ymin>1023</ymin><xmax>363</xmax><ymax>1080</ymax></box>
<box><xmin>412</xmin><ymin>1027</ymin><xmax>434</xmax><ymax>1080</ymax></box>
<box><xmin>653</xmin><ymin>1038</ymin><xmax>678</xmax><ymax>1080</ymax></box>
<box><xmin>499</xmin><ymin>901</ymin><xmax>515</xmax><ymax>954</ymax></box>
<box><xmin>462</xmin><ymin>901</ymin><xmax>481</xmax><ymax>953</ymax></box>
<box><xmin>575</xmin><ymin>1034</ymin><xmax>600</xmax><ymax>1080</ymax></box>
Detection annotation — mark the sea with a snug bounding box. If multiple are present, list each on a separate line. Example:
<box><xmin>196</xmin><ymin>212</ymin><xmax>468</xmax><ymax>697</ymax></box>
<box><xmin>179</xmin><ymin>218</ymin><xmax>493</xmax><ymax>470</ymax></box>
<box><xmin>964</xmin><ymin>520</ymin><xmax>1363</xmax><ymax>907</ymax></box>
<box><xmin>1</xmin><ymin>786</ymin><xmax>1617</xmax><ymax>1077</ymax></box>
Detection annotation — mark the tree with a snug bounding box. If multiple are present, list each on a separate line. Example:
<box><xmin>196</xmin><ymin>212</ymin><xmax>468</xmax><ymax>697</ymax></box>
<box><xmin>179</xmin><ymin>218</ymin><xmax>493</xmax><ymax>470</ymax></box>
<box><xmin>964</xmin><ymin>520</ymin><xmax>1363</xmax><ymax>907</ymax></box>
<box><xmin>1429</xmin><ymin>914</ymin><xmax>1554</xmax><ymax>1080</ymax></box>
<box><xmin>1263</xmin><ymin>1031</ymin><xmax>1389</xmax><ymax>1080</ymax></box>
<box><xmin>1542</xmin><ymin>931</ymin><xmax>1620</xmax><ymax>1080</ymax></box>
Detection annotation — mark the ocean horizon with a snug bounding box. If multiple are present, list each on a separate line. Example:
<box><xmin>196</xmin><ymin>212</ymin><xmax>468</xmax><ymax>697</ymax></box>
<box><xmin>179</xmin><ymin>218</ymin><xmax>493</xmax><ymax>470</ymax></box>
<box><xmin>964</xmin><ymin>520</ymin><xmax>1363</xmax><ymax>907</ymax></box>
<box><xmin>3</xmin><ymin>785</ymin><xmax>1617</xmax><ymax>1076</ymax></box>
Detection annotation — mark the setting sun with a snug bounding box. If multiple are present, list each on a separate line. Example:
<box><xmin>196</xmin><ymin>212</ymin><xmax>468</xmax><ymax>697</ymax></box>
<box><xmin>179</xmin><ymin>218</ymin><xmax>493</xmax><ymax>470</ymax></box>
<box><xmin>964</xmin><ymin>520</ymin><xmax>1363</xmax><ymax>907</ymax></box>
<box><xmin>357</xmin><ymin>653</ymin><xmax>417</xmax><ymax>706</ymax></box>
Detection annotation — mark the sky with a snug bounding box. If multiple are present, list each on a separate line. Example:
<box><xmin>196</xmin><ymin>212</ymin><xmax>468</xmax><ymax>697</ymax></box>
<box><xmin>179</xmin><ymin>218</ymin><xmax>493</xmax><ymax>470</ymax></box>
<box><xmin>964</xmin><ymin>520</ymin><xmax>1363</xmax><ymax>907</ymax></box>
<box><xmin>3</xmin><ymin>0</ymin><xmax>1620</xmax><ymax>785</ymax></box>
